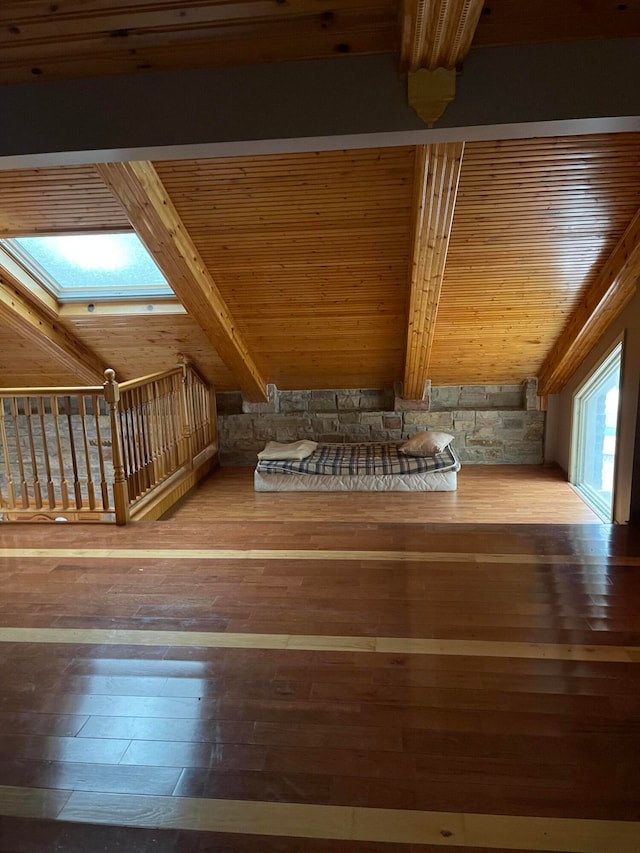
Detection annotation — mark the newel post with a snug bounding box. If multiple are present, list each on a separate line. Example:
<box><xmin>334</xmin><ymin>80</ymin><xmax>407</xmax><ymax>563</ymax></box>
<box><xmin>177</xmin><ymin>353</ymin><xmax>194</xmax><ymax>469</ymax></box>
<box><xmin>103</xmin><ymin>369</ymin><xmax>130</xmax><ymax>526</ymax></box>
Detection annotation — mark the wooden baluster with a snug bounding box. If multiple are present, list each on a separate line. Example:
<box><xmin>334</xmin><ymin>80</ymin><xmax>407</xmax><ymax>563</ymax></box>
<box><xmin>152</xmin><ymin>379</ymin><xmax>166</xmax><ymax>482</ymax></box>
<box><xmin>64</xmin><ymin>396</ymin><xmax>83</xmax><ymax>509</ymax></box>
<box><xmin>127</xmin><ymin>391</ymin><xmax>142</xmax><ymax>499</ymax></box>
<box><xmin>209</xmin><ymin>382</ymin><xmax>218</xmax><ymax>450</ymax></box>
<box><xmin>92</xmin><ymin>396</ymin><xmax>110</xmax><ymax>511</ymax></box>
<box><xmin>24</xmin><ymin>397</ymin><xmax>42</xmax><ymax>509</ymax></box>
<box><xmin>120</xmin><ymin>391</ymin><xmax>140</xmax><ymax>501</ymax></box>
<box><xmin>103</xmin><ymin>369</ymin><xmax>129</xmax><ymax>526</ymax></box>
<box><xmin>37</xmin><ymin>397</ymin><xmax>56</xmax><ymax>509</ymax></box>
<box><xmin>159</xmin><ymin>378</ymin><xmax>172</xmax><ymax>475</ymax></box>
<box><xmin>177</xmin><ymin>355</ymin><xmax>193</xmax><ymax>468</ymax></box>
<box><xmin>51</xmin><ymin>397</ymin><xmax>69</xmax><ymax>510</ymax></box>
<box><xmin>79</xmin><ymin>396</ymin><xmax>96</xmax><ymax>511</ymax></box>
<box><xmin>173</xmin><ymin>372</ymin><xmax>185</xmax><ymax>467</ymax></box>
<box><xmin>165</xmin><ymin>377</ymin><xmax>178</xmax><ymax>470</ymax></box>
<box><xmin>9</xmin><ymin>398</ymin><xmax>29</xmax><ymax>508</ymax></box>
<box><xmin>145</xmin><ymin>380</ymin><xmax>159</xmax><ymax>488</ymax></box>
<box><xmin>0</xmin><ymin>398</ymin><xmax>16</xmax><ymax>509</ymax></box>
<box><xmin>118</xmin><ymin>395</ymin><xmax>134</xmax><ymax>500</ymax></box>
<box><xmin>135</xmin><ymin>385</ymin><xmax>151</xmax><ymax>493</ymax></box>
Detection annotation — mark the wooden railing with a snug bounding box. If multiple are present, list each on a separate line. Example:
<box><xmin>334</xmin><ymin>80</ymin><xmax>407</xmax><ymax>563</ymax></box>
<box><xmin>0</xmin><ymin>357</ymin><xmax>217</xmax><ymax>524</ymax></box>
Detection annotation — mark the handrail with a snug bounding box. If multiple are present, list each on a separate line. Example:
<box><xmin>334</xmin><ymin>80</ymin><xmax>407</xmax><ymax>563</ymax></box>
<box><xmin>0</xmin><ymin>385</ymin><xmax>104</xmax><ymax>396</ymax></box>
<box><xmin>119</xmin><ymin>367</ymin><xmax>182</xmax><ymax>392</ymax></box>
<box><xmin>0</xmin><ymin>356</ymin><xmax>216</xmax><ymax>525</ymax></box>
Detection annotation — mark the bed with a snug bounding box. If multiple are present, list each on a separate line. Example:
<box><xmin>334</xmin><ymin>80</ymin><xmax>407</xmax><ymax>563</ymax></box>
<box><xmin>254</xmin><ymin>441</ymin><xmax>460</xmax><ymax>492</ymax></box>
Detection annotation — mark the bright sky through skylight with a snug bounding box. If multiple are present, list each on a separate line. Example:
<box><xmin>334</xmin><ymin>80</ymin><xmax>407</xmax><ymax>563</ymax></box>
<box><xmin>14</xmin><ymin>233</ymin><xmax>169</xmax><ymax>292</ymax></box>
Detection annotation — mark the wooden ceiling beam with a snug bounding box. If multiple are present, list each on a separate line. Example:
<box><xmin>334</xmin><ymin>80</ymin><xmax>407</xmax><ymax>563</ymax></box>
<box><xmin>403</xmin><ymin>141</ymin><xmax>465</xmax><ymax>400</ymax></box>
<box><xmin>95</xmin><ymin>161</ymin><xmax>268</xmax><ymax>402</ymax></box>
<box><xmin>538</xmin><ymin>207</ymin><xmax>640</xmax><ymax>396</ymax></box>
<box><xmin>400</xmin><ymin>0</ymin><xmax>484</xmax><ymax>71</ymax></box>
<box><xmin>0</xmin><ymin>277</ymin><xmax>105</xmax><ymax>385</ymax></box>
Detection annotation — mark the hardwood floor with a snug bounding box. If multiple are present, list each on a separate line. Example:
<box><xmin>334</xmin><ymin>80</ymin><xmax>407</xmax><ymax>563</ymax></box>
<box><xmin>163</xmin><ymin>465</ymin><xmax>601</xmax><ymax>524</ymax></box>
<box><xmin>0</xmin><ymin>517</ymin><xmax>638</xmax><ymax>851</ymax></box>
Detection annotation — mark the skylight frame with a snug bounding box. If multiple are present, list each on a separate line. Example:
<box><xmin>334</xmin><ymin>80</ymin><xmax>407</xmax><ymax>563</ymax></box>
<box><xmin>0</xmin><ymin>232</ymin><xmax>175</xmax><ymax>303</ymax></box>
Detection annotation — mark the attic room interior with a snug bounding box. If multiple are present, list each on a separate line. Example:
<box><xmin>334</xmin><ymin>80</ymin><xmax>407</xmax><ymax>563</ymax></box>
<box><xmin>1</xmin><ymin>1</ymin><xmax>640</xmax><ymax>851</ymax></box>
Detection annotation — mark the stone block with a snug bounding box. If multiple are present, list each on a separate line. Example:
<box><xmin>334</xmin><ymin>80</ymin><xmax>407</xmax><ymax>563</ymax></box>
<box><xmin>337</xmin><ymin>394</ymin><xmax>361</xmax><ymax>410</ymax></box>
<box><xmin>524</xmin><ymin>377</ymin><xmax>538</xmax><ymax>411</ymax></box>
<box><xmin>360</xmin><ymin>413</ymin><xmax>383</xmax><ymax>429</ymax></box>
<box><xmin>312</xmin><ymin>418</ymin><xmax>340</xmax><ymax>433</ymax></box>
<box><xmin>431</xmin><ymin>386</ymin><xmax>462</xmax><ymax>408</ymax></box>
<box><xmin>241</xmin><ymin>383</ymin><xmax>279</xmax><ymax>414</ymax></box>
<box><xmin>343</xmin><ymin>425</ymin><xmax>372</xmax><ymax>440</ymax></box>
<box><xmin>503</xmin><ymin>417</ymin><xmax>524</xmax><ymax>430</ymax></box>
<box><xmin>393</xmin><ymin>380</ymin><xmax>431</xmax><ymax>411</ymax></box>
<box><xmin>466</xmin><ymin>437</ymin><xmax>504</xmax><ymax>448</ymax></box>
<box><xmin>488</xmin><ymin>391</ymin><xmax>523</xmax><ymax>409</ymax></box>
<box><xmin>220</xmin><ymin>416</ymin><xmax>254</xmax><ymax>438</ymax></box>
<box><xmin>453</xmin><ymin>411</ymin><xmax>475</xmax><ymax>429</ymax></box>
<box><xmin>475</xmin><ymin>410</ymin><xmax>502</xmax><ymax>426</ymax></box>
<box><xmin>279</xmin><ymin>392</ymin><xmax>311</xmax><ymax>413</ymax></box>
<box><xmin>457</xmin><ymin>446</ymin><xmax>504</xmax><ymax>463</ymax></box>
<box><xmin>338</xmin><ymin>413</ymin><xmax>361</xmax><ymax>424</ymax></box>
<box><xmin>426</xmin><ymin>412</ymin><xmax>455</xmax><ymax>430</ymax></box>
<box><xmin>403</xmin><ymin>412</ymin><xmax>431</xmax><ymax>425</ymax></box>
<box><xmin>383</xmin><ymin>416</ymin><xmax>402</xmax><ymax>430</ymax></box>
<box><xmin>370</xmin><ymin>429</ymin><xmax>403</xmax><ymax>441</ymax></box>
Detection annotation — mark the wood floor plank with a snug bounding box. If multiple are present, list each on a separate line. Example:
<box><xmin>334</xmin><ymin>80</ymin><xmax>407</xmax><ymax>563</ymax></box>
<box><xmin>39</xmin><ymin>788</ymin><xmax>640</xmax><ymax>850</ymax></box>
<box><xmin>1</xmin><ymin>518</ymin><xmax>639</xmax><ymax>849</ymax></box>
<box><xmin>0</xmin><ymin>626</ymin><xmax>636</xmax><ymax>661</ymax></box>
<box><xmin>165</xmin><ymin>465</ymin><xmax>602</xmax><ymax>525</ymax></box>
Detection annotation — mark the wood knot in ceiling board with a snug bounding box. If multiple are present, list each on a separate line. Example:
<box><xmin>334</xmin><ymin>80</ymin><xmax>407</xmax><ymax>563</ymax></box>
<box><xmin>8</xmin><ymin>26</ymin><xmax>20</xmax><ymax>35</ymax></box>
<box><xmin>110</xmin><ymin>29</ymin><xmax>130</xmax><ymax>39</ymax></box>
<box><xmin>321</xmin><ymin>11</ymin><xmax>335</xmax><ymax>29</ymax></box>
<box><xmin>335</xmin><ymin>43</ymin><xmax>350</xmax><ymax>53</ymax></box>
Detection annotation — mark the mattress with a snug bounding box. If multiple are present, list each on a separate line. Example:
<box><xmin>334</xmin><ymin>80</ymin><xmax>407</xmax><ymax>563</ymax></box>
<box><xmin>254</xmin><ymin>442</ymin><xmax>460</xmax><ymax>492</ymax></box>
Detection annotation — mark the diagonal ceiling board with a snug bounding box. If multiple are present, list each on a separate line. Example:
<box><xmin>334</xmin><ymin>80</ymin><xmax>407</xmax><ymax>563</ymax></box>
<box><xmin>0</xmin><ymin>277</ymin><xmax>105</xmax><ymax>386</ymax></box>
<box><xmin>429</xmin><ymin>133</ymin><xmax>640</xmax><ymax>386</ymax></box>
<box><xmin>95</xmin><ymin>161</ymin><xmax>268</xmax><ymax>402</ymax></box>
<box><xmin>401</xmin><ymin>0</ymin><xmax>484</xmax><ymax>71</ymax></box>
<box><xmin>403</xmin><ymin>142</ymin><xmax>464</xmax><ymax>400</ymax></box>
<box><xmin>538</xmin><ymin>207</ymin><xmax>640</xmax><ymax>396</ymax></box>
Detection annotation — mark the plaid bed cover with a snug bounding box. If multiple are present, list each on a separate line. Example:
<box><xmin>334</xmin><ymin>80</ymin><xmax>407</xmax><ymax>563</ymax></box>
<box><xmin>256</xmin><ymin>442</ymin><xmax>459</xmax><ymax>476</ymax></box>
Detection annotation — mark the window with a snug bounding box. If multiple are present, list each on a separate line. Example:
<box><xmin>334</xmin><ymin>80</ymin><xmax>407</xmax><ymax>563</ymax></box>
<box><xmin>1</xmin><ymin>232</ymin><xmax>173</xmax><ymax>301</ymax></box>
<box><xmin>570</xmin><ymin>341</ymin><xmax>622</xmax><ymax>521</ymax></box>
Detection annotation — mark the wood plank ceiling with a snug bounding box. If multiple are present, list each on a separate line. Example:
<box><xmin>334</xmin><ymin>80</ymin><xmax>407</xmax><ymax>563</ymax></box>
<box><xmin>1</xmin><ymin>0</ymin><xmax>638</xmax><ymax>84</ymax></box>
<box><xmin>154</xmin><ymin>148</ymin><xmax>416</xmax><ymax>390</ymax></box>
<box><xmin>1</xmin><ymin>133</ymin><xmax>640</xmax><ymax>393</ymax></box>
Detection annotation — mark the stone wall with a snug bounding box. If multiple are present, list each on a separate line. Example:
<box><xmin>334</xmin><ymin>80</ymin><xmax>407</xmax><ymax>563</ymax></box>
<box><xmin>217</xmin><ymin>384</ymin><xmax>545</xmax><ymax>467</ymax></box>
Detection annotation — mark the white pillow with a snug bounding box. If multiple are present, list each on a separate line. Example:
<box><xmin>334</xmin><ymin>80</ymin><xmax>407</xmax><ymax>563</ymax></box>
<box><xmin>399</xmin><ymin>430</ymin><xmax>454</xmax><ymax>457</ymax></box>
<box><xmin>257</xmin><ymin>440</ymin><xmax>318</xmax><ymax>461</ymax></box>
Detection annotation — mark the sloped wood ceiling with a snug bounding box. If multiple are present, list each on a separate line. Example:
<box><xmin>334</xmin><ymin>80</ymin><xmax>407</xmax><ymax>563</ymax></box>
<box><xmin>64</xmin><ymin>313</ymin><xmax>237</xmax><ymax>390</ymax></box>
<box><xmin>0</xmin><ymin>166</ymin><xmax>130</xmax><ymax>235</ymax></box>
<box><xmin>430</xmin><ymin>133</ymin><xmax>640</xmax><ymax>384</ymax></box>
<box><xmin>2</xmin><ymin>133</ymin><xmax>640</xmax><ymax>392</ymax></box>
<box><xmin>0</xmin><ymin>315</ymin><xmax>84</xmax><ymax>387</ymax></box>
<box><xmin>154</xmin><ymin>148</ymin><xmax>416</xmax><ymax>389</ymax></box>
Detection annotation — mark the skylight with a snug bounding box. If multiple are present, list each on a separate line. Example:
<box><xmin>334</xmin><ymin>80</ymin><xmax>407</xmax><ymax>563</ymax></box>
<box><xmin>4</xmin><ymin>233</ymin><xmax>173</xmax><ymax>301</ymax></box>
